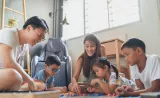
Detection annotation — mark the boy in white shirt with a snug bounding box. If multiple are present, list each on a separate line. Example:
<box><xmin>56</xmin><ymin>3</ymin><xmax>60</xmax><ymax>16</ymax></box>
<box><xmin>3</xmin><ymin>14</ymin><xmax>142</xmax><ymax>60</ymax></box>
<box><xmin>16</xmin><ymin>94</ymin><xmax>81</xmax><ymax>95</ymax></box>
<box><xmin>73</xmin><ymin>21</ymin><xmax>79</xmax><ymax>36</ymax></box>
<box><xmin>115</xmin><ymin>38</ymin><xmax>160</xmax><ymax>96</ymax></box>
<box><xmin>0</xmin><ymin>16</ymin><xmax>49</xmax><ymax>91</ymax></box>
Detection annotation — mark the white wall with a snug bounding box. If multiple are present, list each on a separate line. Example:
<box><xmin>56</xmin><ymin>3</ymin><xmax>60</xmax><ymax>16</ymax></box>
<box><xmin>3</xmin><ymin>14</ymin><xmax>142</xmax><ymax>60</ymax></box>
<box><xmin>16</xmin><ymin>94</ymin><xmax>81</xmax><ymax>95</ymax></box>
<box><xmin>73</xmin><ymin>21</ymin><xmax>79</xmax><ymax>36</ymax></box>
<box><xmin>0</xmin><ymin>0</ymin><xmax>2</xmax><ymax>28</ymax></box>
<box><xmin>65</xmin><ymin>0</ymin><xmax>160</xmax><ymax>81</ymax></box>
<box><xmin>0</xmin><ymin>0</ymin><xmax>54</xmax><ymax>69</ymax></box>
<box><xmin>0</xmin><ymin>0</ymin><xmax>53</xmax><ymax>38</ymax></box>
<box><xmin>26</xmin><ymin>0</ymin><xmax>54</xmax><ymax>38</ymax></box>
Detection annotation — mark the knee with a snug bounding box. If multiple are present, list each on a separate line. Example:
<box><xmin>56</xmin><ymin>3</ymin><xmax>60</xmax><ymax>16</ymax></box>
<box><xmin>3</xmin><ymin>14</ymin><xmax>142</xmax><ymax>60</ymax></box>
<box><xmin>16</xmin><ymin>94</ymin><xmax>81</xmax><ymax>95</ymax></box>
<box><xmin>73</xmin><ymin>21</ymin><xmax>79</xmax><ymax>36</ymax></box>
<box><xmin>7</xmin><ymin>69</ymin><xmax>23</xmax><ymax>87</ymax></box>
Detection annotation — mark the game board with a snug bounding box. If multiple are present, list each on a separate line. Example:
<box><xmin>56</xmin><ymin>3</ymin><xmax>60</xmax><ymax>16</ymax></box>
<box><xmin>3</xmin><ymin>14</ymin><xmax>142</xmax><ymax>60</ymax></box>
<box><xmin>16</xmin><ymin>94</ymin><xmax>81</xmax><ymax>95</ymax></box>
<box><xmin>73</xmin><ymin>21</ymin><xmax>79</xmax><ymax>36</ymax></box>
<box><xmin>0</xmin><ymin>90</ymin><xmax>143</xmax><ymax>98</ymax></box>
<box><xmin>59</xmin><ymin>92</ymin><xmax>141</xmax><ymax>98</ymax></box>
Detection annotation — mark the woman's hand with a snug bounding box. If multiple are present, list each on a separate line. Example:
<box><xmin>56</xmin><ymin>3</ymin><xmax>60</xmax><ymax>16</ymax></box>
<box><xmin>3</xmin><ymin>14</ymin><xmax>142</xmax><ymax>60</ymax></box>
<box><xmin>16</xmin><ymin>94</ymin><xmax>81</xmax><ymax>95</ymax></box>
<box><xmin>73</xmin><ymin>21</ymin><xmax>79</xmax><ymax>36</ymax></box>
<box><xmin>72</xmin><ymin>82</ymin><xmax>81</xmax><ymax>94</ymax></box>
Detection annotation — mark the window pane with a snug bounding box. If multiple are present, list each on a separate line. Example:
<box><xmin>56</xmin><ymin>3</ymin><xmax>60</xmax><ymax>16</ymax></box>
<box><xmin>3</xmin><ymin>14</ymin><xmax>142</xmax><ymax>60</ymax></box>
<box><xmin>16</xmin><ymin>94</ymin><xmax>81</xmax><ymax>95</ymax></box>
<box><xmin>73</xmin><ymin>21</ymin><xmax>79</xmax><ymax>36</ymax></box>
<box><xmin>63</xmin><ymin>0</ymin><xmax>140</xmax><ymax>39</ymax></box>
<box><xmin>85</xmin><ymin>0</ymin><xmax>109</xmax><ymax>34</ymax></box>
<box><xmin>109</xmin><ymin>0</ymin><xmax>140</xmax><ymax>27</ymax></box>
<box><xmin>63</xmin><ymin>0</ymin><xmax>84</xmax><ymax>39</ymax></box>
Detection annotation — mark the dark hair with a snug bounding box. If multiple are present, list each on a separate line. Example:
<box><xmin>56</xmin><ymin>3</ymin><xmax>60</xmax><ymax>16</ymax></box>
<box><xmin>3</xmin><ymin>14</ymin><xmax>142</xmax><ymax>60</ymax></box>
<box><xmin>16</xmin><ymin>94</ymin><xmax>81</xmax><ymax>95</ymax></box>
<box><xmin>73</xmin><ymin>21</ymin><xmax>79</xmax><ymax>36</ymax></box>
<box><xmin>45</xmin><ymin>55</ymin><xmax>61</xmax><ymax>66</ymax></box>
<box><xmin>80</xmin><ymin>34</ymin><xmax>101</xmax><ymax>78</ymax></box>
<box><xmin>23</xmin><ymin>16</ymin><xmax>49</xmax><ymax>33</ymax></box>
<box><xmin>93</xmin><ymin>57</ymin><xmax>119</xmax><ymax>79</ymax></box>
<box><xmin>121</xmin><ymin>38</ymin><xmax>146</xmax><ymax>53</ymax></box>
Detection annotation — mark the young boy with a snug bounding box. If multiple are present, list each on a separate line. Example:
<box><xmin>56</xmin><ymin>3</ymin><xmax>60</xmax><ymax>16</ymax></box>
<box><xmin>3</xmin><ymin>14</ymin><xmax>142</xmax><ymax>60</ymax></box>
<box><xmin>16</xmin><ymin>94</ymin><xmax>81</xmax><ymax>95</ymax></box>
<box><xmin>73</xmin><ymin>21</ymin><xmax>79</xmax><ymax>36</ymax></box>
<box><xmin>0</xmin><ymin>16</ymin><xmax>49</xmax><ymax>91</ymax></box>
<box><xmin>33</xmin><ymin>55</ymin><xmax>67</xmax><ymax>93</ymax></box>
<box><xmin>115</xmin><ymin>38</ymin><xmax>160</xmax><ymax>96</ymax></box>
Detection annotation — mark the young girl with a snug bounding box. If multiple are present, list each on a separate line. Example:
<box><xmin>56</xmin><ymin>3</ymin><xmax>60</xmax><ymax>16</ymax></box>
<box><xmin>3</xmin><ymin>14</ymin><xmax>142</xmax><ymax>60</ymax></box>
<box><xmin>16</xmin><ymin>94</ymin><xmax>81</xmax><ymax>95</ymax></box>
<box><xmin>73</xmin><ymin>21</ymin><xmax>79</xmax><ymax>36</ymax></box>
<box><xmin>87</xmin><ymin>57</ymin><xmax>135</xmax><ymax>94</ymax></box>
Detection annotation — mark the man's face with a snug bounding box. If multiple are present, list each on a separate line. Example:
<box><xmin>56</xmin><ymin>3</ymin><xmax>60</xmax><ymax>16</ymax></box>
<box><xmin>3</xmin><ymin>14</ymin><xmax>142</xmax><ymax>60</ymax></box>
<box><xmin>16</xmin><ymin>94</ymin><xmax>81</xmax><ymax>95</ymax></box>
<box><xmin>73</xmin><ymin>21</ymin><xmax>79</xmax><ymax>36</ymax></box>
<box><xmin>27</xmin><ymin>25</ymin><xmax>46</xmax><ymax>46</ymax></box>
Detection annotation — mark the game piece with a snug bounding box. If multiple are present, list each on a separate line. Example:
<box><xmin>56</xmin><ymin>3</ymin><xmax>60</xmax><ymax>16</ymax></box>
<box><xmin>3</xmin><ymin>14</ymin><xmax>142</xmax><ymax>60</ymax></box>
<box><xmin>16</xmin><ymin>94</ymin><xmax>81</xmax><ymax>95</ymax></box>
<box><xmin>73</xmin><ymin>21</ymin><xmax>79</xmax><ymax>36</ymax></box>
<box><xmin>107</xmin><ymin>93</ymin><xmax>111</xmax><ymax>97</ymax></box>
<box><xmin>112</xmin><ymin>93</ymin><xmax>116</xmax><ymax>96</ymax></box>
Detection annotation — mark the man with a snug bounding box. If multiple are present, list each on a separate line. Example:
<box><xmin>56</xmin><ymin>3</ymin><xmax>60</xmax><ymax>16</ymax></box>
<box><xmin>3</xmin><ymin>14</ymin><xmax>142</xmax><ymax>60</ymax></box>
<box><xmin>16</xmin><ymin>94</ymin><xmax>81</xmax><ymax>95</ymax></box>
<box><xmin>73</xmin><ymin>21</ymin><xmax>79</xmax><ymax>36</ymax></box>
<box><xmin>0</xmin><ymin>16</ymin><xmax>49</xmax><ymax>91</ymax></box>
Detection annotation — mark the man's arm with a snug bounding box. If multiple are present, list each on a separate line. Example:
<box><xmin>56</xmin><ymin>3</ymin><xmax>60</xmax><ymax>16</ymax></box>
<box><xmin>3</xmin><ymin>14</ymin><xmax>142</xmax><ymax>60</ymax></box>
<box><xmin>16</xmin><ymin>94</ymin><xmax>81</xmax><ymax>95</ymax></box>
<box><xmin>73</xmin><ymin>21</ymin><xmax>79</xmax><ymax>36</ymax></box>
<box><xmin>1</xmin><ymin>45</ymin><xmax>36</xmax><ymax>90</ymax></box>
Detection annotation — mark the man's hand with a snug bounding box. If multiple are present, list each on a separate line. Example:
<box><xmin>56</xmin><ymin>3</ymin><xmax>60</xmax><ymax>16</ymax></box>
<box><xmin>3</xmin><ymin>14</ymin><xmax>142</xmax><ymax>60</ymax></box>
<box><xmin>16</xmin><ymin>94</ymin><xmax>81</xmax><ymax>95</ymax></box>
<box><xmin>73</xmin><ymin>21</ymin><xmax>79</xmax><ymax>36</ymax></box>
<box><xmin>28</xmin><ymin>79</ymin><xmax>37</xmax><ymax>91</ymax></box>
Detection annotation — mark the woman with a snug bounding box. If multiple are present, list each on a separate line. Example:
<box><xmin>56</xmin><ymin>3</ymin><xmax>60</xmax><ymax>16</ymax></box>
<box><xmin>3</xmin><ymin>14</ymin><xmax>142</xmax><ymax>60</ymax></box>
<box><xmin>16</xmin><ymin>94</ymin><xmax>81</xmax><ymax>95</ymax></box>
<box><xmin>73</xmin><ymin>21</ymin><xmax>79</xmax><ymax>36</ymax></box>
<box><xmin>68</xmin><ymin>34</ymin><xmax>106</xmax><ymax>94</ymax></box>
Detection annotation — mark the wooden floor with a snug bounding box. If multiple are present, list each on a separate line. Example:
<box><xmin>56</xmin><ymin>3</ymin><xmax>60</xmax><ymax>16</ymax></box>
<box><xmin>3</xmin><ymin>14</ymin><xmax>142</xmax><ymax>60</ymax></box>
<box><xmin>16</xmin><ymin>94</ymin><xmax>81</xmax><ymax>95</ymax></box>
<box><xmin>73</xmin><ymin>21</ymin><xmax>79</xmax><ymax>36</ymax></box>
<box><xmin>1</xmin><ymin>91</ymin><xmax>158</xmax><ymax>98</ymax></box>
<box><xmin>0</xmin><ymin>91</ymin><xmax>61</xmax><ymax>98</ymax></box>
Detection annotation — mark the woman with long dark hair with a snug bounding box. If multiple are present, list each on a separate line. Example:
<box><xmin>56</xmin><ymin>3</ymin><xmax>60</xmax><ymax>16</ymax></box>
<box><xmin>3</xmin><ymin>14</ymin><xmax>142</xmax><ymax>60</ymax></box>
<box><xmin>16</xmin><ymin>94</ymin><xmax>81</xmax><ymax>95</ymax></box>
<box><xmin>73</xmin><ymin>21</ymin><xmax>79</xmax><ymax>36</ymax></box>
<box><xmin>68</xmin><ymin>34</ymin><xmax>106</xmax><ymax>94</ymax></box>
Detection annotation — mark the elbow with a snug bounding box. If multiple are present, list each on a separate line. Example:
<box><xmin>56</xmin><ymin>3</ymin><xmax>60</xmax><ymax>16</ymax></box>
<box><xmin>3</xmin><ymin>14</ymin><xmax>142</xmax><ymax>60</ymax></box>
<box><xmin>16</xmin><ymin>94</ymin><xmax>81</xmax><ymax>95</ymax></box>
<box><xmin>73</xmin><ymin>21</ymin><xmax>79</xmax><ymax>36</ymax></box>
<box><xmin>150</xmin><ymin>87</ymin><xmax>160</xmax><ymax>92</ymax></box>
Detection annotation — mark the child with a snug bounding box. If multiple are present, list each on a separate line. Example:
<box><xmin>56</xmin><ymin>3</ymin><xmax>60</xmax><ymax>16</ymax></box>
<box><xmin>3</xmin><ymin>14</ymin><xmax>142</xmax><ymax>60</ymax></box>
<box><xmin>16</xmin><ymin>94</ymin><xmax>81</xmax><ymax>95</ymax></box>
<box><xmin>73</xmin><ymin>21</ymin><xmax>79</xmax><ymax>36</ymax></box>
<box><xmin>87</xmin><ymin>57</ymin><xmax>135</xmax><ymax>94</ymax></box>
<box><xmin>33</xmin><ymin>55</ymin><xmax>67</xmax><ymax>93</ymax></box>
<box><xmin>115</xmin><ymin>38</ymin><xmax>160</xmax><ymax>96</ymax></box>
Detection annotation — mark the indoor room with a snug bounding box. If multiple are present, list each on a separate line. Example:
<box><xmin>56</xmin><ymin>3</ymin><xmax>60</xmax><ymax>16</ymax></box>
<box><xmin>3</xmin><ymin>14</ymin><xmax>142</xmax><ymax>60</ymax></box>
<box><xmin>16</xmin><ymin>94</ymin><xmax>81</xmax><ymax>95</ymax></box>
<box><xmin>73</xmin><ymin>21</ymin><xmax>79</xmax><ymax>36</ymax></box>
<box><xmin>0</xmin><ymin>0</ymin><xmax>160</xmax><ymax>98</ymax></box>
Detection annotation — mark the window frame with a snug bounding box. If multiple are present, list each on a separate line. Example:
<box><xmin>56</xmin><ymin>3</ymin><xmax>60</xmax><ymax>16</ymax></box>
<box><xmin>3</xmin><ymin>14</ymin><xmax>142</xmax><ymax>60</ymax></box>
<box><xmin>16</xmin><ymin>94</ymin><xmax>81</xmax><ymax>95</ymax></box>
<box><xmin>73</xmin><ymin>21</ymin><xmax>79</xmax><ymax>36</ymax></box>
<box><xmin>63</xmin><ymin>0</ymin><xmax>142</xmax><ymax>40</ymax></box>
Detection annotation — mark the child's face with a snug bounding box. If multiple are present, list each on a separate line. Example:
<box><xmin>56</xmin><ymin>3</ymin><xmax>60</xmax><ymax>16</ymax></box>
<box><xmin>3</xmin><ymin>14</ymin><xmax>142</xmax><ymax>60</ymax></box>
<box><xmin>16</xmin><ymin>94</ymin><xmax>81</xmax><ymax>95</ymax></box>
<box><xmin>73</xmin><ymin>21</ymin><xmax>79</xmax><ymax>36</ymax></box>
<box><xmin>84</xmin><ymin>40</ymin><xmax>96</xmax><ymax>57</ymax></box>
<box><xmin>45</xmin><ymin>64</ymin><xmax>59</xmax><ymax>76</ymax></box>
<box><xmin>92</xmin><ymin>65</ymin><xmax>107</xmax><ymax>79</ymax></box>
<box><xmin>122</xmin><ymin>47</ymin><xmax>139</xmax><ymax>66</ymax></box>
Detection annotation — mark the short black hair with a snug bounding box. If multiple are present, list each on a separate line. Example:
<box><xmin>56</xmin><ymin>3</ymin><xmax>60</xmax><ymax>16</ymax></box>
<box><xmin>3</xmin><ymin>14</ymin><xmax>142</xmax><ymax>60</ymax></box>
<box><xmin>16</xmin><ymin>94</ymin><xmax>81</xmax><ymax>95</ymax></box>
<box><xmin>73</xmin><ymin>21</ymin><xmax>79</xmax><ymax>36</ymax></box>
<box><xmin>23</xmin><ymin>16</ymin><xmax>49</xmax><ymax>33</ymax></box>
<box><xmin>45</xmin><ymin>55</ymin><xmax>61</xmax><ymax>66</ymax></box>
<box><xmin>121</xmin><ymin>38</ymin><xmax>146</xmax><ymax>53</ymax></box>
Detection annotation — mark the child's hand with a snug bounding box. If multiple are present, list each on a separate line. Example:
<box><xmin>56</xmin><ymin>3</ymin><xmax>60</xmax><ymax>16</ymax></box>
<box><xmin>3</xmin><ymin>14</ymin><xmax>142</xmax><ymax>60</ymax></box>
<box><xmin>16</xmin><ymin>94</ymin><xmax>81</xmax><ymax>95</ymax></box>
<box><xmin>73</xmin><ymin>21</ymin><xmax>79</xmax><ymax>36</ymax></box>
<box><xmin>115</xmin><ymin>87</ymin><xmax>124</xmax><ymax>96</ymax></box>
<box><xmin>115</xmin><ymin>86</ymin><xmax>131</xmax><ymax>96</ymax></box>
<box><xmin>122</xmin><ymin>85</ymin><xmax>134</xmax><ymax>92</ymax></box>
<box><xmin>90</xmin><ymin>78</ymin><xmax>100</xmax><ymax>86</ymax></box>
<box><xmin>87</xmin><ymin>87</ymin><xmax>96</xmax><ymax>93</ymax></box>
<box><xmin>59</xmin><ymin>86</ymin><xmax>67</xmax><ymax>93</ymax></box>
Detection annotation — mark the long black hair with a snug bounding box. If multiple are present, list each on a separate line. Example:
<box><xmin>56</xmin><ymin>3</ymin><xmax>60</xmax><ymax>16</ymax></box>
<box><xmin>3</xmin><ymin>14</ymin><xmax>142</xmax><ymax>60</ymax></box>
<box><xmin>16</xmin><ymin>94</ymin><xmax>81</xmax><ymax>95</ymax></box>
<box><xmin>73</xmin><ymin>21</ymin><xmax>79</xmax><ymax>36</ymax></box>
<box><xmin>93</xmin><ymin>57</ymin><xmax>119</xmax><ymax>79</ymax></box>
<box><xmin>79</xmin><ymin>34</ymin><xmax>101</xmax><ymax>78</ymax></box>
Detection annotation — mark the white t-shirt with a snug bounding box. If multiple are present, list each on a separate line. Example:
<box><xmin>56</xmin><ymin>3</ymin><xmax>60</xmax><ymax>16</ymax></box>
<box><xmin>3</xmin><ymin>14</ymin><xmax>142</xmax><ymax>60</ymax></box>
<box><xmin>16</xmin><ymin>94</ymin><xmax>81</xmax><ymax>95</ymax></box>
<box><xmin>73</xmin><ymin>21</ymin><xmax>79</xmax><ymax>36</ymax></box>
<box><xmin>0</xmin><ymin>28</ymin><xmax>28</xmax><ymax>64</ymax></box>
<box><xmin>133</xmin><ymin>54</ymin><xmax>160</xmax><ymax>89</ymax></box>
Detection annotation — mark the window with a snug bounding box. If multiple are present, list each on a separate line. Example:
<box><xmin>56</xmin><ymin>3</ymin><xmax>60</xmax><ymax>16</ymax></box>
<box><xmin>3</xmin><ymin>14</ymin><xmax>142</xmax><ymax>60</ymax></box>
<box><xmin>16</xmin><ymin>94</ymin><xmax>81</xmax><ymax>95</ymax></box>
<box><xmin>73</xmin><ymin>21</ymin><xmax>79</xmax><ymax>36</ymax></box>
<box><xmin>63</xmin><ymin>0</ymin><xmax>84</xmax><ymax>39</ymax></box>
<box><xmin>84</xmin><ymin>0</ymin><xmax>109</xmax><ymax>34</ymax></box>
<box><xmin>63</xmin><ymin>0</ymin><xmax>140</xmax><ymax>39</ymax></box>
<box><xmin>108</xmin><ymin>0</ymin><xmax>140</xmax><ymax>28</ymax></box>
